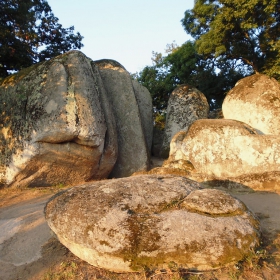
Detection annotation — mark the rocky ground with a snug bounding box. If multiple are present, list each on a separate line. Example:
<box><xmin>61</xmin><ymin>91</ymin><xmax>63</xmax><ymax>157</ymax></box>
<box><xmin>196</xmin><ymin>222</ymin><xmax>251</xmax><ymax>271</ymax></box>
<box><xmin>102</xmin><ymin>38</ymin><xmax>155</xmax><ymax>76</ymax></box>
<box><xmin>0</xmin><ymin>174</ymin><xmax>280</xmax><ymax>279</ymax></box>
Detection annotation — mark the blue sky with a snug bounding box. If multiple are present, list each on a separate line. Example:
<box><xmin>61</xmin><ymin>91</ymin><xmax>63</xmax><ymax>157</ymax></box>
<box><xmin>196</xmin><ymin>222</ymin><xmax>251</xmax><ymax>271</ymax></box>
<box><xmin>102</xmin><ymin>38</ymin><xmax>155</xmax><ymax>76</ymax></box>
<box><xmin>47</xmin><ymin>0</ymin><xmax>194</xmax><ymax>73</ymax></box>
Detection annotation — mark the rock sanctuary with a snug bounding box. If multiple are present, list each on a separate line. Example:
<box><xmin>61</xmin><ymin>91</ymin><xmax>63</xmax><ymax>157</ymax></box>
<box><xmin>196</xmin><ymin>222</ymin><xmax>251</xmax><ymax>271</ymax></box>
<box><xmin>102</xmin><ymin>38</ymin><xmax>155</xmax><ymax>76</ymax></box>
<box><xmin>0</xmin><ymin>52</ymin><xmax>271</xmax><ymax>273</ymax></box>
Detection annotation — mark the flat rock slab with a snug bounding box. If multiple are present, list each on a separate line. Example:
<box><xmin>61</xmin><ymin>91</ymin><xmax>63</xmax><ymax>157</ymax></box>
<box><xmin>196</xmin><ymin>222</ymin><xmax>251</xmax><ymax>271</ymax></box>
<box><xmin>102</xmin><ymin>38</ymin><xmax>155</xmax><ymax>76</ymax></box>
<box><xmin>45</xmin><ymin>175</ymin><xmax>260</xmax><ymax>272</ymax></box>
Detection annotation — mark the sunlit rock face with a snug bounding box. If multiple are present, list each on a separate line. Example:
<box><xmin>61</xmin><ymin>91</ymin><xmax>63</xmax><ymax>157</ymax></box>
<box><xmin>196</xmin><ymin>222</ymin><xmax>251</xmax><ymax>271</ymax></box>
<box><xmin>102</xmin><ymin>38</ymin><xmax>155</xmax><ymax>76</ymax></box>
<box><xmin>45</xmin><ymin>175</ymin><xmax>260</xmax><ymax>272</ymax></box>
<box><xmin>162</xmin><ymin>119</ymin><xmax>280</xmax><ymax>191</ymax></box>
<box><xmin>223</xmin><ymin>74</ymin><xmax>280</xmax><ymax>135</ymax></box>
<box><xmin>0</xmin><ymin>51</ymin><xmax>152</xmax><ymax>187</ymax></box>
<box><xmin>179</xmin><ymin>119</ymin><xmax>280</xmax><ymax>178</ymax></box>
<box><xmin>160</xmin><ymin>84</ymin><xmax>209</xmax><ymax>158</ymax></box>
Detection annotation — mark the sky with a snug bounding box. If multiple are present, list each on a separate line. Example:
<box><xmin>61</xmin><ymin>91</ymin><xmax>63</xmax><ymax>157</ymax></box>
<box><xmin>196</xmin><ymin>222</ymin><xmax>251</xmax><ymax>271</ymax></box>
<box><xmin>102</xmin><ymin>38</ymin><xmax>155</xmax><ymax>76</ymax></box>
<box><xmin>47</xmin><ymin>0</ymin><xmax>194</xmax><ymax>74</ymax></box>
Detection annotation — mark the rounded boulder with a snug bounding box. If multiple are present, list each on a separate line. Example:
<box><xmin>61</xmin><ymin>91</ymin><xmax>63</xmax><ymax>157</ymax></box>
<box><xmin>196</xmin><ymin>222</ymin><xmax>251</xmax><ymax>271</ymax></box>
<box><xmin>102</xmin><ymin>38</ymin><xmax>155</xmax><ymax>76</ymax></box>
<box><xmin>223</xmin><ymin>74</ymin><xmax>280</xmax><ymax>135</ymax></box>
<box><xmin>45</xmin><ymin>175</ymin><xmax>259</xmax><ymax>272</ymax></box>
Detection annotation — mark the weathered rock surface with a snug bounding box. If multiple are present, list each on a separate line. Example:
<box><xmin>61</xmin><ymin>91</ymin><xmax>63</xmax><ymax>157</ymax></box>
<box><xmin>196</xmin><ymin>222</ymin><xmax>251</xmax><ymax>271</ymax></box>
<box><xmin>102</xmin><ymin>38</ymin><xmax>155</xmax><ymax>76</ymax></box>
<box><xmin>0</xmin><ymin>51</ymin><xmax>152</xmax><ymax>187</ymax></box>
<box><xmin>160</xmin><ymin>85</ymin><xmax>209</xmax><ymax>158</ymax></box>
<box><xmin>165</xmin><ymin>130</ymin><xmax>189</xmax><ymax>164</ymax></box>
<box><xmin>132</xmin><ymin>80</ymin><xmax>153</xmax><ymax>153</ymax></box>
<box><xmin>182</xmin><ymin>120</ymin><xmax>280</xmax><ymax>178</ymax></box>
<box><xmin>94</xmin><ymin>60</ymin><xmax>150</xmax><ymax>178</ymax></box>
<box><xmin>45</xmin><ymin>175</ymin><xmax>259</xmax><ymax>272</ymax></box>
<box><xmin>163</xmin><ymin>119</ymin><xmax>280</xmax><ymax>191</ymax></box>
<box><xmin>181</xmin><ymin>119</ymin><xmax>280</xmax><ymax>178</ymax></box>
<box><xmin>223</xmin><ymin>74</ymin><xmax>280</xmax><ymax>135</ymax></box>
<box><xmin>0</xmin><ymin>51</ymin><xmax>112</xmax><ymax>187</ymax></box>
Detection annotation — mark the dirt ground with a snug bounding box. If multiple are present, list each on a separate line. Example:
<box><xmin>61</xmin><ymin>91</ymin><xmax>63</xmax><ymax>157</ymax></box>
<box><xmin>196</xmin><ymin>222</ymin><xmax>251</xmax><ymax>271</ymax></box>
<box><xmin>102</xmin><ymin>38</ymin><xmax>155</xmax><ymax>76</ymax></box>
<box><xmin>1</xmin><ymin>182</ymin><xmax>280</xmax><ymax>280</ymax></box>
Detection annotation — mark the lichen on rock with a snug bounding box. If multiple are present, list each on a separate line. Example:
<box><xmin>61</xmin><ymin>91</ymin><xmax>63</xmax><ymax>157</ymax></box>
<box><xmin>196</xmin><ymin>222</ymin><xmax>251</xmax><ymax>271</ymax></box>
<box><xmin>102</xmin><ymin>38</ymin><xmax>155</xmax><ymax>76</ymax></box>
<box><xmin>160</xmin><ymin>84</ymin><xmax>209</xmax><ymax>158</ymax></box>
<box><xmin>0</xmin><ymin>51</ymin><xmax>153</xmax><ymax>187</ymax></box>
<box><xmin>45</xmin><ymin>174</ymin><xmax>260</xmax><ymax>272</ymax></box>
<box><xmin>223</xmin><ymin>74</ymin><xmax>280</xmax><ymax>135</ymax></box>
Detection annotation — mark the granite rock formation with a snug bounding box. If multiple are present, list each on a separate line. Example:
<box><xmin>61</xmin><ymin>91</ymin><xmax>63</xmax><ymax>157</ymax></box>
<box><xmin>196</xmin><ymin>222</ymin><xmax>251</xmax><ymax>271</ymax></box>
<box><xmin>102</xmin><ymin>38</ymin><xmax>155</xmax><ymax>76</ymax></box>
<box><xmin>0</xmin><ymin>51</ymin><xmax>152</xmax><ymax>187</ymax></box>
<box><xmin>45</xmin><ymin>175</ymin><xmax>260</xmax><ymax>272</ymax></box>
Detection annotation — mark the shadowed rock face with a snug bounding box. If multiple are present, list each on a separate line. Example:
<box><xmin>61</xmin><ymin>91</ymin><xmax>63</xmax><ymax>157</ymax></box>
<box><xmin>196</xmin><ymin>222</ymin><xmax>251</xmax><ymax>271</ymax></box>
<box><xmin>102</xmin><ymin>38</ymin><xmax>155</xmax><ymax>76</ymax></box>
<box><xmin>45</xmin><ymin>175</ymin><xmax>259</xmax><ymax>273</ymax></box>
<box><xmin>223</xmin><ymin>74</ymin><xmax>280</xmax><ymax>135</ymax></box>
<box><xmin>0</xmin><ymin>51</ymin><xmax>110</xmax><ymax>187</ymax></box>
<box><xmin>132</xmin><ymin>80</ymin><xmax>153</xmax><ymax>153</ymax></box>
<box><xmin>0</xmin><ymin>51</ymin><xmax>152</xmax><ymax>187</ymax></box>
<box><xmin>94</xmin><ymin>59</ymin><xmax>150</xmax><ymax>178</ymax></box>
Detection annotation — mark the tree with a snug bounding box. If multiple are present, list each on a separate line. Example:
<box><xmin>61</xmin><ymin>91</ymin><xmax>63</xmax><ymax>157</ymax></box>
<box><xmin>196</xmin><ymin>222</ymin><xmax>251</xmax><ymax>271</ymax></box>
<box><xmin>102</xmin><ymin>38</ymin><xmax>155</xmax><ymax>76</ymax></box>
<box><xmin>182</xmin><ymin>0</ymin><xmax>280</xmax><ymax>80</ymax></box>
<box><xmin>134</xmin><ymin>41</ymin><xmax>198</xmax><ymax>113</ymax></box>
<box><xmin>135</xmin><ymin>41</ymin><xmax>244</xmax><ymax>111</ymax></box>
<box><xmin>0</xmin><ymin>0</ymin><xmax>83</xmax><ymax>77</ymax></box>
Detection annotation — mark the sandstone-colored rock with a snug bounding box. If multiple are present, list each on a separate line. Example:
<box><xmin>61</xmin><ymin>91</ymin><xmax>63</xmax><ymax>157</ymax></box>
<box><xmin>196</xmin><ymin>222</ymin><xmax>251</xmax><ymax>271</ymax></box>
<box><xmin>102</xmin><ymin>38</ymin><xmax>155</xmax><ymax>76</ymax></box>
<box><xmin>0</xmin><ymin>51</ymin><xmax>116</xmax><ymax>187</ymax></box>
<box><xmin>132</xmin><ymin>166</ymin><xmax>192</xmax><ymax>177</ymax></box>
<box><xmin>94</xmin><ymin>60</ymin><xmax>150</xmax><ymax>178</ymax></box>
<box><xmin>193</xmin><ymin>171</ymin><xmax>280</xmax><ymax>193</ymax></box>
<box><xmin>160</xmin><ymin>85</ymin><xmax>209</xmax><ymax>158</ymax></box>
<box><xmin>165</xmin><ymin>130</ymin><xmax>189</xmax><ymax>164</ymax></box>
<box><xmin>45</xmin><ymin>175</ymin><xmax>259</xmax><ymax>272</ymax></box>
<box><xmin>223</xmin><ymin>74</ymin><xmax>280</xmax><ymax>135</ymax></box>
<box><xmin>0</xmin><ymin>51</ymin><xmax>153</xmax><ymax>187</ymax></box>
<box><xmin>132</xmin><ymin>80</ymin><xmax>153</xmax><ymax>153</ymax></box>
<box><xmin>170</xmin><ymin>119</ymin><xmax>280</xmax><ymax>179</ymax></box>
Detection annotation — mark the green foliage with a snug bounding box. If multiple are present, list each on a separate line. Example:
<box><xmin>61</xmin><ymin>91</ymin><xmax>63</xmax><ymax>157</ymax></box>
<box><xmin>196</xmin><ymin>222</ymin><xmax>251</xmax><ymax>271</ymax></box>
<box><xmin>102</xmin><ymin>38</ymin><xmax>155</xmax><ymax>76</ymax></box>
<box><xmin>0</xmin><ymin>0</ymin><xmax>83</xmax><ymax>77</ymax></box>
<box><xmin>137</xmin><ymin>0</ymin><xmax>280</xmax><ymax>113</ymax></box>
<box><xmin>135</xmin><ymin>41</ymin><xmax>245</xmax><ymax>111</ymax></box>
<box><xmin>182</xmin><ymin>0</ymin><xmax>280</xmax><ymax>79</ymax></box>
<box><xmin>134</xmin><ymin>41</ymin><xmax>197</xmax><ymax>112</ymax></box>
<box><xmin>154</xmin><ymin>112</ymin><xmax>166</xmax><ymax>130</ymax></box>
<box><xmin>133</xmin><ymin>63</ymin><xmax>174</xmax><ymax>113</ymax></box>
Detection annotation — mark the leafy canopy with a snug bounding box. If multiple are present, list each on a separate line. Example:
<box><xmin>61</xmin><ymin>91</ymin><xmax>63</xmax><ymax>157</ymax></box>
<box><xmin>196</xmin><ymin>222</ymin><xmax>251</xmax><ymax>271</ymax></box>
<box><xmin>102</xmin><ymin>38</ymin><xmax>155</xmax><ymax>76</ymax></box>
<box><xmin>135</xmin><ymin>41</ymin><xmax>245</xmax><ymax>112</ymax></box>
<box><xmin>0</xmin><ymin>0</ymin><xmax>83</xmax><ymax>77</ymax></box>
<box><xmin>182</xmin><ymin>0</ymin><xmax>280</xmax><ymax>80</ymax></box>
<box><xmin>136</xmin><ymin>0</ymin><xmax>280</xmax><ymax>114</ymax></box>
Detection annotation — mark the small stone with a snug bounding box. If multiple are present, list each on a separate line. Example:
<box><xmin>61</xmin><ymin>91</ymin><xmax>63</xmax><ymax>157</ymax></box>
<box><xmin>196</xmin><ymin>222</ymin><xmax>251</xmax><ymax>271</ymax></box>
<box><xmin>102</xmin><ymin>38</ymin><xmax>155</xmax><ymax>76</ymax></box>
<box><xmin>182</xmin><ymin>189</ymin><xmax>245</xmax><ymax>215</ymax></box>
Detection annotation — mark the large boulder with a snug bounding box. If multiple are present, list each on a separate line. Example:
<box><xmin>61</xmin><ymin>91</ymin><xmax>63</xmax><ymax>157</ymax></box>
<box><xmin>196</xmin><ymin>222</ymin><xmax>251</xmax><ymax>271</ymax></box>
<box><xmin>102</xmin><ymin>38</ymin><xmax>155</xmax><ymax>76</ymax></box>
<box><xmin>160</xmin><ymin>85</ymin><xmax>209</xmax><ymax>158</ymax></box>
<box><xmin>0</xmin><ymin>51</ymin><xmax>112</xmax><ymax>187</ymax></box>
<box><xmin>0</xmin><ymin>51</ymin><xmax>152</xmax><ymax>187</ymax></box>
<box><xmin>45</xmin><ymin>175</ymin><xmax>259</xmax><ymax>272</ymax></box>
<box><xmin>223</xmin><ymin>74</ymin><xmax>280</xmax><ymax>135</ymax></box>
<box><xmin>180</xmin><ymin>119</ymin><xmax>280</xmax><ymax>178</ymax></box>
<box><xmin>94</xmin><ymin>60</ymin><xmax>150</xmax><ymax>178</ymax></box>
<box><xmin>164</xmin><ymin>119</ymin><xmax>280</xmax><ymax>191</ymax></box>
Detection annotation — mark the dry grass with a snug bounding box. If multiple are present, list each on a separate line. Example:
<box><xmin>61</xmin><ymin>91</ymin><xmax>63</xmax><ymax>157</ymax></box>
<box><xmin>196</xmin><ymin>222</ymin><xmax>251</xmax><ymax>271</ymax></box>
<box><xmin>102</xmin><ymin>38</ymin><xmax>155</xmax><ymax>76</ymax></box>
<box><xmin>37</xmin><ymin>231</ymin><xmax>280</xmax><ymax>280</ymax></box>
